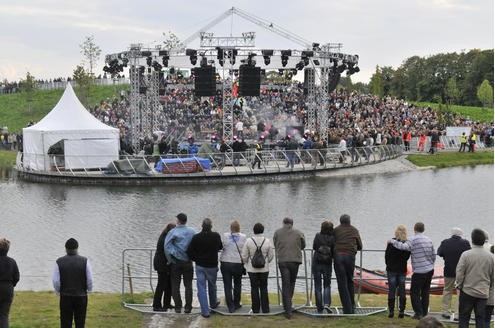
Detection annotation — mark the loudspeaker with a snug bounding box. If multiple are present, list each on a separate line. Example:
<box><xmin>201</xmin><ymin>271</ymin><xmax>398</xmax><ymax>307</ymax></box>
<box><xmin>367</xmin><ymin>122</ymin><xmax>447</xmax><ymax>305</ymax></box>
<box><xmin>303</xmin><ymin>68</ymin><xmax>315</xmax><ymax>95</ymax></box>
<box><xmin>239</xmin><ymin>65</ymin><xmax>260</xmax><ymax>97</ymax></box>
<box><xmin>193</xmin><ymin>66</ymin><xmax>216</xmax><ymax>97</ymax></box>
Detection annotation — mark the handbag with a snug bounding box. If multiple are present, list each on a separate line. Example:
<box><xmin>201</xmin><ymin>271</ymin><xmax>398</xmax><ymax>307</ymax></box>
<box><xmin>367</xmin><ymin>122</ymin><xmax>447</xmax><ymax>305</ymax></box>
<box><xmin>232</xmin><ymin>233</ymin><xmax>247</xmax><ymax>275</ymax></box>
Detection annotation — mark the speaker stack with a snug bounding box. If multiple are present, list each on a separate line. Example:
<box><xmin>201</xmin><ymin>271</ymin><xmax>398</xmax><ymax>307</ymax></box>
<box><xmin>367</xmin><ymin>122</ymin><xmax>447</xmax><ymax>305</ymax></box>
<box><xmin>192</xmin><ymin>66</ymin><xmax>216</xmax><ymax>97</ymax></box>
<box><xmin>238</xmin><ymin>65</ymin><xmax>261</xmax><ymax>97</ymax></box>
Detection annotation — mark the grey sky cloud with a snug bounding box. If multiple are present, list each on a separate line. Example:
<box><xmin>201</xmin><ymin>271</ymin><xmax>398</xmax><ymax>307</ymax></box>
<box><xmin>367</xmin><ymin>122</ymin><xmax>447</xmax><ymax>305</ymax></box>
<box><xmin>0</xmin><ymin>0</ymin><xmax>492</xmax><ymax>83</ymax></box>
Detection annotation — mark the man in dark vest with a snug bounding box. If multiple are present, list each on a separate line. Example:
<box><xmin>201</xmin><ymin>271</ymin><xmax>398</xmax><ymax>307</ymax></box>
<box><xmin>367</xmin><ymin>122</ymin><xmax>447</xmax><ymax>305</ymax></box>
<box><xmin>52</xmin><ymin>238</ymin><xmax>93</xmax><ymax>328</ymax></box>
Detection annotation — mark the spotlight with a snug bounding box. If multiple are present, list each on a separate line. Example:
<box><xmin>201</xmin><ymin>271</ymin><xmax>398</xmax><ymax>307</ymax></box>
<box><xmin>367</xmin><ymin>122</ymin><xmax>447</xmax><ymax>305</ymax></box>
<box><xmin>152</xmin><ymin>61</ymin><xmax>162</xmax><ymax>72</ymax></box>
<box><xmin>312</xmin><ymin>42</ymin><xmax>320</xmax><ymax>50</ymax></box>
<box><xmin>301</xmin><ymin>51</ymin><xmax>314</xmax><ymax>57</ymax></box>
<box><xmin>228</xmin><ymin>49</ymin><xmax>237</xmax><ymax>65</ymax></box>
<box><xmin>216</xmin><ymin>47</ymin><xmax>224</xmax><ymax>66</ymax></box>
<box><xmin>247</xmin><ymin>52</ymin><xmax>256</xmax><ymax>66</ymax></box>
<box><xmin>313</xmin><ymin>59</ymin><xmax>320</xmax><ymax>66</ymax></box>
<box><xmin>122</xmin><ymin>58</ymin><xmax>129</xmax><ymax>67</ymax></box>
<box><xmin>296</xmin><ymin>61</ymin><xmax>305</xmax><ymax>71</ymax></box>
<box><xmin>262</xmin><ymin>49</ymin><xmax>273</xmax><ymax>66</ymax></box>
<box><xmin>146</xmin><ymin>56</ymin><xmax>152</xmax><ymax>66</ymax></box>
<box><xmin>200</xmin><ymin>56</ymin><xmax>207</xmax><ymax>67</ymax></box>
<box><xmin>186</xmin><ymin>49</ymin><xmax>198</xmax><ymax>65</ymax></box>
<box><xmin>281</xmin><ymin>50</ymin><xmax>291</xmax><ymax>67</ymax></box>
<box><xmin>337</xmin><ymin>63</ymin><xmax>346</xmax><ymax>74</ymax></box>
<box><xmin>263</xmin><ymin>56</ymin><xmax>271</xmax><ymax>65</ymax></box>
<box><xmin>162</xmin><ymin>56</ymin><xmax>169</xmax><ymax>67</ymax></box>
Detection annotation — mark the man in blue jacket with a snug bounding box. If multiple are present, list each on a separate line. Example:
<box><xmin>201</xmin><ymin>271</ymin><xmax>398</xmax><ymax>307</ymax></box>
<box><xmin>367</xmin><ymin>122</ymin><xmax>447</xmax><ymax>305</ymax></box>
<box><xmin>164</xmin><ymin>213</ymin><xmax>196</xmax><ymax>313</ymax></box>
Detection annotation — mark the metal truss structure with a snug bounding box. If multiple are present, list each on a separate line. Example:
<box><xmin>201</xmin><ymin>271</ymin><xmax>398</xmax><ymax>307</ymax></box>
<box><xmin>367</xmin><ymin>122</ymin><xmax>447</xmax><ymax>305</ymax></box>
<box><xmin>104</xmin><ymin>7</ymin><xmax>359</xmax><ymax>147</ymax></box>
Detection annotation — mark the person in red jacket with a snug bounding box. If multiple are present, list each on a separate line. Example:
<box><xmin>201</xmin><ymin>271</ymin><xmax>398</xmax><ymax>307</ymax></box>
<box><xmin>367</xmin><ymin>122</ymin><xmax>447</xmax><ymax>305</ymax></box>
<box><xmin>417</xmin><ymin>133</ymin><xmax>426</xmax><ymax>152</ymax></box>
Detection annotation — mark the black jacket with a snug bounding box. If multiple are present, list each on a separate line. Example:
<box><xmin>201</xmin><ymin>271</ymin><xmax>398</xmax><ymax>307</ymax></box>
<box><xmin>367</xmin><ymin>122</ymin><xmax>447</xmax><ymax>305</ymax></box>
<box><xmin>437</xmin><ymin>235</ymin><xmax>471</xmax><ymax>277</ymax></box>
<box><xmin>312</xmin><ymin>232</ymin><xmax>335</xmax><ymax>264</ymax></box>
<box><xmin>0</xmin><ymin>255</ymin><xmax>20</xmax><ymax>287</ymax></box>
<box><xmin>385</xmin><ymin>239</ymin><xmax>411</xmax><ymax>273</ymax></box>
<box><xmin>153</xmin><ymin>231</ymin><xmax>170</xmax><ymax>273</ymax></box>
<box><xmin>187</xmin><ymin>230</ymin><xmax>223</xmax><ymax>268</ymax></box>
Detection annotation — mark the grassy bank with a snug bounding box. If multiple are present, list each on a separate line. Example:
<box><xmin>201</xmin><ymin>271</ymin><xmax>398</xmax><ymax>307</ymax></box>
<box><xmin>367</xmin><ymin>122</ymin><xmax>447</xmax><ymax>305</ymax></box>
<box><xmin>406</xmin><ymin>150</ymin><xmax>494</xmax><ymax>168</ymax></box>
<box><xmin>0</xmin><ymin>150</ymin><xmax>17</xmax><ymax>169</ymax></box>
<box><xmin>415</xmin><ymin>101</ymin><xmax>494</xmax><ymax>123</ymax></box>
<box><xmin>9</xmin><ymin>292</ymin><xmax>458</xmax><ymax>328</ymax></box>
<box><xmin>0</xmin><ymin>84</ymin><xmax>129</xmax><ymax>133</ymax></box>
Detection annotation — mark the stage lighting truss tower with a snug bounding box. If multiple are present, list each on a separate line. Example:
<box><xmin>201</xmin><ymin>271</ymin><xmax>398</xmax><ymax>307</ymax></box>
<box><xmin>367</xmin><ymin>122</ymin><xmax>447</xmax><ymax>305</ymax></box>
<box><xmin>128</xmin><ymin>45</ymin><xmax>144</xmax><ymax>151</ymax></box>
<box><xmin>304</xmin><ymin>68</ymin><xmax>317</xmax><ymax>134</ymax></box>
<box><xmin>220</xmin><ymin>48</ymin><xmax>235</xmax><ymax>142</ymax></box>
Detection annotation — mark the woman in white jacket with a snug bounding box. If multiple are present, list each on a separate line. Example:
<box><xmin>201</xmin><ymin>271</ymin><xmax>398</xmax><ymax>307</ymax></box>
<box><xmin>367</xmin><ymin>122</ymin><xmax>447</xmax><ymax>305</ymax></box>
<box><xmin>241</xmin><ymin>222</ymin><xmax>274</xmax><ymax>314</ymax></box>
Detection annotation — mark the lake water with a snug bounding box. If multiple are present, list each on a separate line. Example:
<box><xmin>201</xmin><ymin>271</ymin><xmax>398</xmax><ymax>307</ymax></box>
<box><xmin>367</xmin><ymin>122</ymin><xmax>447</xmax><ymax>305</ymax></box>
<box><xmin>1</xmin><ymin>165</ymin><xmax>493</xmax><ymax>292</ymax></box>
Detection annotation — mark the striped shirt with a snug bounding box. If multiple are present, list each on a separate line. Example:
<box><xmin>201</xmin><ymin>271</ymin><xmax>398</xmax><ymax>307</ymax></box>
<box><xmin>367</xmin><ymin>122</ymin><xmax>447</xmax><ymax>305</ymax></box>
<box><xmin>392</xmin><ymin>233</ymin><xmax>435</xmax><ymax>274</ymax></box>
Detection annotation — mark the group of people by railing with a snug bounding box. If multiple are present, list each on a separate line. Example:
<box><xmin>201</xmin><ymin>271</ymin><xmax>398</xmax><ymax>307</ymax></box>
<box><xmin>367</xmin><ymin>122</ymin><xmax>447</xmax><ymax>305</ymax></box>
<box><xmin>147</xmin><ymin>212</ymin><xmax>493</xmax><ymax>327</ymax></box>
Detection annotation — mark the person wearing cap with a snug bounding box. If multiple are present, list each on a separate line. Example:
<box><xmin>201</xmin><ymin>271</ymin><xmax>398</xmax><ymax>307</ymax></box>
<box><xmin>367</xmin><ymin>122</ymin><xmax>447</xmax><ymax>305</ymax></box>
<box><xmin>164</xmin><ymin>213</ymin><xmax>196</xmax><ymax>314</ymax></box>
<box><xmin>437</xmin><ymin>227</ymin><xmax>471</xmax><ymax>319</ymax></box>
<box><xmin>52</xmin><ymin>238</ymin><xmax>93</xmax><ymax>328</ymax></box>
<box><xmin>0</xmin><ymin>238</ymin><xmax>19</xmax><ymax>328</ymax></box>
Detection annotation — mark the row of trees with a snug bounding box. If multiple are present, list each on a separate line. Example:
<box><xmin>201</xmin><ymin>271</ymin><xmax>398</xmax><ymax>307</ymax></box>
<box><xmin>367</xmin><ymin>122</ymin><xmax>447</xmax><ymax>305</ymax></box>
<box><xmin>367</xmin><ymin>49</ymin><xmax>493</xmax><ymax>108</ymax></box>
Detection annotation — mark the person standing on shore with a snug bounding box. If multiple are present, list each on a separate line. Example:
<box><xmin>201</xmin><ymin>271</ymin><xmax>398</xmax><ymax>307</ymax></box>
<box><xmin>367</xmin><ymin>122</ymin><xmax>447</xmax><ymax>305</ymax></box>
<box><xmin>389</xmin><ymin>222</ymin><xmax>435</xmax><ymax>320</ymax></box>
<box><xmin>164</xmin><ymin>213</ymin><xmax>196</xmax><ymax>314</ymax></box>
<box><xmin>333</xmin><ymin>214</ymin><xmax>363</xmax><ymax>314</ymax></box>
<box><xmin>52</xmin><ymin>238</ymin><xmax>93</xmax><ymax>328</ymax></box>
<box><xmin>455</xmin><ymin>228</ymin><xmax>494</xmax><ymax>328</ymax></box>
<box><xmin>152</xmin><ymin>222</ymin><xmax>176</xmax><ymax>312</ymax></box>
<box><xmin>273</xmin><ymin>217</ymin><xmax>305</xmax><ymax>319</ymax></box>
<box><xmin>385</xmin><ymin>225</ymin><xmax>410</xmax><ymax>318</ymax></box>
<box><xmin>312</xmin><ymin>221</ymin><xmax>335</xmax><ymax>313</ymax></box>
<box><xmin>0</xmin><ymin>238</ymin><xmax>20</xmax><ymax>328</ymax></box>
<box><xmin>436</xmin><ymin>227</ymin><xmax>471</xmax><ymax>320</ymax></box>
<box><xmin>219</xmin><ymin>220</ymin><xmax>247</xmax><ymax>313</ymax></box>
<box><xmin>186</xmin><ymin>218</ymin><xmax>223</xmax><ymax>318</ymax></box>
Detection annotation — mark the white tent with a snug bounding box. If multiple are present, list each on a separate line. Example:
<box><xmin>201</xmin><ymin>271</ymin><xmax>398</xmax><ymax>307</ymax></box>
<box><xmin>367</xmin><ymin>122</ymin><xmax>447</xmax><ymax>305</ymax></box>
<box><xmin>22</xmin><ymin>83</ymin><xmax>120</xmax><ymax>171</ymax></box>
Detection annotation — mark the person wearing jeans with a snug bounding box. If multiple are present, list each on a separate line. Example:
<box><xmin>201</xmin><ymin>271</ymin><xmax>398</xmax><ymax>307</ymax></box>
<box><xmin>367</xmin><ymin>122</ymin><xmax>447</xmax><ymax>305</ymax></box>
<box><xmin>333</xmin><ymin>214</ymin><xmax>363</xmax><ymax>314</ymax></box>
<box><xmin>164</xmin><ymin>213</ymin><xmax>196</xmax><ymax>314</ymax></box>
<box><xmin>390</xmin><ymin>222</ymin><xmax>435</xmax><ymax>320</ymax></box>
<box><xmin>385</xmin><ymin>225</ymin><xmax>410</xmax><ymax>318</ymax></box>
<box><xmin>273</xmin><ymin>217</ymin><xmax>306</xmax><ymax>319</ymax></box>
<box><xmin>312</xmin><ymin>220</ymin><xmax>335</xmax><ymax>313</ymax></box>
<box><xmin>187</xmin><ymin>218</ymin><xmax>223</xmax><ymax>318</ymax></box>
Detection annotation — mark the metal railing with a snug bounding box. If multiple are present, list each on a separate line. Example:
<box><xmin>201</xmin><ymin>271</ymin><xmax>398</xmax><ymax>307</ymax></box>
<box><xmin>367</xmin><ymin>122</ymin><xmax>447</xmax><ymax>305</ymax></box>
<box><xmin>17</xmin><ymin>145</ymin><xmax>403</xmax><ymax>177</ymax></box>
<box><xmin>120</xmin><ymin>247</ymin><xmax>446</xmax><ymax>308</ymax></box>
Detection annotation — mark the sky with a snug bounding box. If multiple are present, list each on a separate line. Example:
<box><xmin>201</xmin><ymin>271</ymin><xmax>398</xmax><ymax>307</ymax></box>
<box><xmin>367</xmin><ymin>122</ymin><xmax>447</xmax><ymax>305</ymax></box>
<box><xmin>0</xmin><ymin>0</ymin><xmax>493</xmax><ymax>84</ymax></box>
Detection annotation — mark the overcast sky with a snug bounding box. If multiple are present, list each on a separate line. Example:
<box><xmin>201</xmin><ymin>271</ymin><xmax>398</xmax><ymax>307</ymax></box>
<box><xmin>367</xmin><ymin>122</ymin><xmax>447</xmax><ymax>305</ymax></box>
<box><xmin>0</xmin><ymin>0</ymin><xmax>493</xmax><ymax>83</ymax></box>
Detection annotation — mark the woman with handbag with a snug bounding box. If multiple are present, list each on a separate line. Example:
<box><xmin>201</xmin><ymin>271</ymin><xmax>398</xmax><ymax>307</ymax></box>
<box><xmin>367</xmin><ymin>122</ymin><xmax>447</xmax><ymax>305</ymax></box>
<box><xmin>312</xmin><ymin>220</ymin><xmax>335</xmax><ymax>313</ymax></box>
<box><xmin>219</xmin><ymin>220</ymin><xmax>247</xmax><ymax>313</ymax></box>
<box><xmin>241</xmin><ymin>222</ymin><xmax>274</xmax><ymax>314</ymax></box>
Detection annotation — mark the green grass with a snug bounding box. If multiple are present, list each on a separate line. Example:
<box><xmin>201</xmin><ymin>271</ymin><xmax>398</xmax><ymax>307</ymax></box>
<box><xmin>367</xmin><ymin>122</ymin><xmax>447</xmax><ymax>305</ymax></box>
<box><xmin>407</xmin><ymin>150</ymin><xmax>494</xmax><ymax>168</ymax></box>
<box><xmin>0</xmin><ymin>150</ymin><xmax>17</xmax><ymax>169</ymax></box>
<box><xmin>10</xmin><ymin>291</ymin><xmax>142</xmax><ymax>328</ymax></box>
<box><xmin>415</xmin><ymin>101</ymin><xmax>494</xmax><ymax>123</ymax></box>
<box><xmin>0</xmin><ymin>84</ymin><xmax>129</xmax><ymax>133</ymax></box>
<box><xmin>9</xmin><ymin>292</ymin><xmax>459</xmax><ymax>328</ymax></box>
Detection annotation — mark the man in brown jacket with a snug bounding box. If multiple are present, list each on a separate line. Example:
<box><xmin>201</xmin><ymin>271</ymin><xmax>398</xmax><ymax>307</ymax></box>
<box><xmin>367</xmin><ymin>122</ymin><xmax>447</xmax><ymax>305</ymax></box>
<box><xmin>273</xmin><ymin>217</ymin><xmax>305</xmax><ymax>319</ymax></box>
<box><xmin>333</xmin><ymin>214</ymin><xmax>362</xmax><ymax>314</ymax></box>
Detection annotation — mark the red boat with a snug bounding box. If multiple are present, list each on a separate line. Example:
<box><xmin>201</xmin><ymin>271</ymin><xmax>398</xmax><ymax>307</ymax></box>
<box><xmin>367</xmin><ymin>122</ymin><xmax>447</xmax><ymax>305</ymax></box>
<box><xmin>353</xmin><ymin>265</ymin><xmax>445</xmax><ymax>295</ymax></box>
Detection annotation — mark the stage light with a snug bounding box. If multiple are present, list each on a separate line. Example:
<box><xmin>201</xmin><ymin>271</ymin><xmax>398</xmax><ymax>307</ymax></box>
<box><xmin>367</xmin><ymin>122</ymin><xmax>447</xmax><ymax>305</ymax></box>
<box><xmin>152</xmin><ymin>61</ymin><xmax>162</xmax><ymax>72</ymax></box>
<box><xmin>141</xmin><ymin>51</ymin><xmax>151</xmax><ymax>57</ymax></box>
<box><xmin>228</xmin><ymin>49</ymin><xmax>237</xmax><ymax>65</ymax></box>
<box><xmin>296</xmin><ymin>61</ymin><xmax>305</xmax><ymax>71</ymax></box>
<box><xmin>186</xmin><ymin>49</ymin><xmax>198</xmax><ymax>66</ymax></box>
<box><xmin>312</xmin><ymin>43</ymin><xmax>320</xmax><ymax>50</ymax></box>
<box><xmin>216</xmin><ymin>47</ymin><xmax>225</xmax><ymax>66</ymax></box>
<box><xmin>200</xmin><ymin>56</ymin><xmax>208</xmax><ymax>67</ymax></box>
<box><xmin>281</xmin><ymin>50</ymin><xmax>291</xmax><ymax>68</ymax></box>
<box><xmin>262</xmin><ymin>49</ymin><xmax>273</xmax><ymax>65</ymax></box>
<box><xmin>263</xmin><ymin>56</ymin><xmax>271</xmax><ymax>65</ymax></box>
<box><xmin>301</xmin><ymin>51</ymin><xmax>314</xmax><ymax>57</ymax></box>
<box><xmin>146</xmin><ymin>56</ymin><xmax>152</xmax><ymax>66</ymax></box>
<box><xmin>313</xmin><ymin>59</ymin><xmax>320</xmax><ymax>66</ymax></box>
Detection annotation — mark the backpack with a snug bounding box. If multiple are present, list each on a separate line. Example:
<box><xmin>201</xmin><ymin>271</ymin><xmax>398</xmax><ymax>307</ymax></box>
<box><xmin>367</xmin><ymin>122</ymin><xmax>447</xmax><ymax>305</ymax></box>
<box><xmin>251</xmin><ymin>238</ymin><xmax>266</xmax><ymax>269</ymax></box>
<box><xmin>314</xmin><ymin>245</ymin><xmax>332</xmax><ymax>264</ymax></box>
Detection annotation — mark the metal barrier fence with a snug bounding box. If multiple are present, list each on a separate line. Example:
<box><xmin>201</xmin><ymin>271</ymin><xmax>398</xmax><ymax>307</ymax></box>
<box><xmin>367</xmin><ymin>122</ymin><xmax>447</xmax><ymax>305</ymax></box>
<box><xmin>17</xmin><ymin>144</ymin><xmax>402</xmax><ymax>176</ymax></box>
<box><xmin>120</xmin><ymin>247</ymin><xmax>446</xmax><ymax>307</ymax></box>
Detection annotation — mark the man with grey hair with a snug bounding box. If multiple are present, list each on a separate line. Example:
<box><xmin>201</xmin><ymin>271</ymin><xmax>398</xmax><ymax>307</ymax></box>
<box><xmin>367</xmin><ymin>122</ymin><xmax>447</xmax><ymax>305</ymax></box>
<box><xmin>273</xmin><ymin>217</ymin><xmax>305</xmax><ymax>319</ymax></box>
<box><xmin>437</xmin><ymin>227</ymin><xmax>471</xmax><ymax>319</ymax></box>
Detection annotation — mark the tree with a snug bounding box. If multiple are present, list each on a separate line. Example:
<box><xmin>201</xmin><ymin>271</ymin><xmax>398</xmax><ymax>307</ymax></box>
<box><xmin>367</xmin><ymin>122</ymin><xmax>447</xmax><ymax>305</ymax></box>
<box><xmin>370</xmin><ymin>66</ymin><xmax>383</xmax><ymax>97</ymax></box>
<box><xmin>477</xmin><ymin>79</ymin><xmax>493</xmax><ymax>109</ymax></box>
<box><xmin>80</xmin><ymin>35</ymin><xmax>101</xmax><ymax>76</ymax></box>
<box><xmin>445</xmin><ymin>77</ymin><xmax>461</xmax><ymax>106</ymax></box>
<box><xmin>72</xmin><ymin>65</ymin><xmax>93</xmax><ymax>107</ymax></box>
<box><xmin>19</xmin><ymin>72</ymin><xmax>37</xmax><ymax>114</ymax></box>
